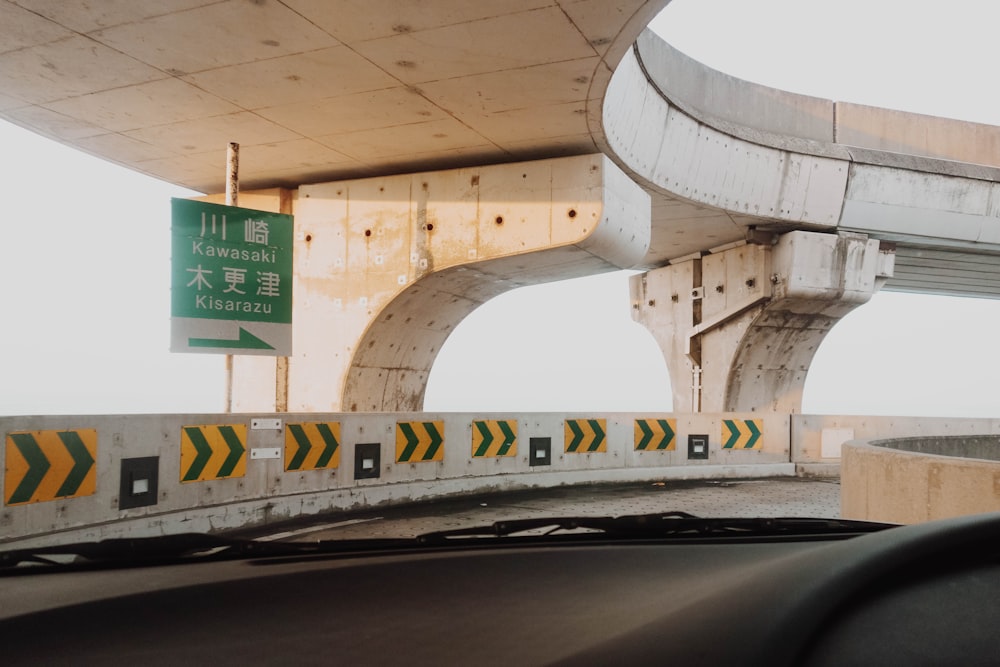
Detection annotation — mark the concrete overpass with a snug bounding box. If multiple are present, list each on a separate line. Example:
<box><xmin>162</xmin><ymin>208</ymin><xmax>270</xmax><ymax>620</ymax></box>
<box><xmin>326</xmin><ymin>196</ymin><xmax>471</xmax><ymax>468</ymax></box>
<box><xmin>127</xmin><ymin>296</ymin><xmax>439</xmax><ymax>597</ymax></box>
<box><xmin>3</xmin><ymin>0</ymin><xmax>1000</xmax><ymax>416</ymax></box>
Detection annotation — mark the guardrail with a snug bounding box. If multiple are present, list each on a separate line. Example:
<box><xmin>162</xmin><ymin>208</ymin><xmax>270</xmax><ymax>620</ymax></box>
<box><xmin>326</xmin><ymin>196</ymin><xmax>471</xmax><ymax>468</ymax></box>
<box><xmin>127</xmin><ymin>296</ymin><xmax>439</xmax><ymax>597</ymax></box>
<box><xmin>3</xmin><ymin>412</ymin><xmax>998</xmax><ymax>546</ymax></box>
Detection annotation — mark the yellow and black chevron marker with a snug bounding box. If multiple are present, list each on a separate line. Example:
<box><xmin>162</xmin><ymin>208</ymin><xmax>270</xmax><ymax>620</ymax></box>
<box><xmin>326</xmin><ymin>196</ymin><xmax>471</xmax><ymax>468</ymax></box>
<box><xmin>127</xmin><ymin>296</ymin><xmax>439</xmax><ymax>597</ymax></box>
<box><xmin>722</xmin><ymin>419</ymin><xmax>763</xmax><ymax>450</ymax></box>
<box><xmin>634</xmin><ymin>419</ymin><xmax>677</xmax><ymax>451</ymax></box>
<box><xmin>180</xmin><ymin>424</ymin><xmax>247</xmax><ymax>482</ymax></box>
<box><xmin>285</xmin><ymin>422</ymin><xmax>341</xmax><ymax>471</ymax></box>
<box><xmin>4</xmin><ymin>429</ymin><xmax>97</xmax><ymax>506</ymax></box>
<box><xmin>472</xmin><ymin>420</ymin><xmax>517</xmax><ymax>457</ymax></box>
<box><xmin>396</xmin><ymin>421</ymin><xmax>444</xmax><ymax>463</ymax></box>
<box><xmin>564</xmin><ymin>419</ymin><xmax>607</xmax><ymax>453</ymax></box>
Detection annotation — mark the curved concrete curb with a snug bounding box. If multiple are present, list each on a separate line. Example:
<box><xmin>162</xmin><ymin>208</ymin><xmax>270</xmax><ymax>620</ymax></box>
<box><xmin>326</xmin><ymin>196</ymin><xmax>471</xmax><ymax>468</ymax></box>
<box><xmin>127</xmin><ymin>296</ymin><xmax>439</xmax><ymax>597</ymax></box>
<box><xmin>842</xmin><ymin>435</ymin><xmax>1000</xmax><ymax>524</ymax></box>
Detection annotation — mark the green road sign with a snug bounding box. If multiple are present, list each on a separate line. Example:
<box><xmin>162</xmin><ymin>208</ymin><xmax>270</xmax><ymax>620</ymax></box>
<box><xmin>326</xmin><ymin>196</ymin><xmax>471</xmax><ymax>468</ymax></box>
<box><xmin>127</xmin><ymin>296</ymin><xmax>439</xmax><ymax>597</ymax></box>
<box><xmin>170</xmin><ymin>199</ymin><xmax>293</xmax><ymax>356</ymax></box>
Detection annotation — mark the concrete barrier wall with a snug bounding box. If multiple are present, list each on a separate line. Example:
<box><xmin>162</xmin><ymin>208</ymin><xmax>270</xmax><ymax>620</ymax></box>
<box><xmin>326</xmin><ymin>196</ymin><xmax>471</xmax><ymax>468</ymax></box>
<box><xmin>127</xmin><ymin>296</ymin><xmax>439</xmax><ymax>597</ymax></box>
<box><xmin>836</xmin><ymin>103</ymin><xmax>1000</xmax><ymax>169</ymax></box>
<box><xmin>5</xmin><ymin>412</ymin><xmax>999</xmax><ymax>546</ymax></box>
<box><xmin>842</xmin><ymin>435</ymin><xmax>1000</xmax><ymax>524</ymax></box>
<box><xmin>636</xmin><ymin>30</ymin><xmax>1000</xmax><ymax>173</ymax></box>
<box><xmin>790</xmin><ymin>415</ymin><xmax>1000</xmax><ymax>465</ymax></box>
<box><xmin>1</xmin><ymin>412</ymin><xmax>791</xmax><ymax>547</ymax></box>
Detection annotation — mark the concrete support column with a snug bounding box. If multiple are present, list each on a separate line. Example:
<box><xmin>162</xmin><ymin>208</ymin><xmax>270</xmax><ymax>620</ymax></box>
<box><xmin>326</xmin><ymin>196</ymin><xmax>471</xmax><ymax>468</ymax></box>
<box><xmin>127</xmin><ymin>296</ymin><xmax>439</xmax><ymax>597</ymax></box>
<box><xmin>227</xmin><ymin>155</ymin><xmax>649</xmax><ymax>412</ymax></box>
<box><xmin>631</xmin><ymin>231</ymin><xmax>895</xmax><ymax>413</ymax></box>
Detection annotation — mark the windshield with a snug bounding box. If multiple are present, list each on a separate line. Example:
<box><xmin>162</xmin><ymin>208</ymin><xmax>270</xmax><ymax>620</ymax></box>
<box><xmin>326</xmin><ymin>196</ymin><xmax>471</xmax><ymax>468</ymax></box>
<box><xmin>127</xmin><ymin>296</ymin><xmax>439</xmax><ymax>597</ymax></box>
<box><xmin>2</xmin><ymin>0</ymin><xmax>1000</xmax><ymax>556</ymax></box>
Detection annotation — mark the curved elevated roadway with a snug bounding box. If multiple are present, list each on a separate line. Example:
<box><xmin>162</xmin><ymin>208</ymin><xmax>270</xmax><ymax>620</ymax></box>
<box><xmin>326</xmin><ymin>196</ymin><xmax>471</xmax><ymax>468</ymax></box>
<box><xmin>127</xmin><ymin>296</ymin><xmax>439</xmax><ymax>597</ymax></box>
<box><xmin>612</xmin><ymin>32</ymin><xmax>1000</xmax><ymax>297</ymax></box>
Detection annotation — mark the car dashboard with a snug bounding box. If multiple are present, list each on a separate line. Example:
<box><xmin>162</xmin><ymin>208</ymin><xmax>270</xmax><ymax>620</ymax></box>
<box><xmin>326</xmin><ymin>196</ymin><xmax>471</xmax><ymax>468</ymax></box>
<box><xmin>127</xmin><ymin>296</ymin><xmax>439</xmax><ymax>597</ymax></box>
<box><xmin>3</xmin><ymin>512</ymin><xmax>1000</xmax><ymax>666</ymax></box>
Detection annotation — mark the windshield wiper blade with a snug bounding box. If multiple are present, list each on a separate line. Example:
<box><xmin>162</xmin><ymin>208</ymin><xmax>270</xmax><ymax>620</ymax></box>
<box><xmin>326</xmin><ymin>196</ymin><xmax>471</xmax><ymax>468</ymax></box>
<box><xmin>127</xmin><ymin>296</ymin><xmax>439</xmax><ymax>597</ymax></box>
<box><xmin>416</xmin><ymin>513</ymin><xmax>894</xmax><ymax>543</ymax></box>
<box><xmin>0</xmin><ymin>533</ymin><xmax>426</xmax><ymax>570</ymax></box>
<box><xmin>0</xmin><ymin>533</ymin><xmax>284</xmax><ymax>569</ymax></box>
<box><xmin>1</xmin><ymin>514</ymin><xmax>895</xmax><ymax>569</ymax></box>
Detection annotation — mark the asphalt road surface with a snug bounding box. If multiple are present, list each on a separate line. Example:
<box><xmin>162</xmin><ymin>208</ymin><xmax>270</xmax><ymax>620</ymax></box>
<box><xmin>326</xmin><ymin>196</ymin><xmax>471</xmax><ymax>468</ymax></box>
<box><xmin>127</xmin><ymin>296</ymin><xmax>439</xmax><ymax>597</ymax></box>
<box><xmin>244</xmin><ymin>477</ymin><xmax>843</xmax><ymax>543</ymax></box>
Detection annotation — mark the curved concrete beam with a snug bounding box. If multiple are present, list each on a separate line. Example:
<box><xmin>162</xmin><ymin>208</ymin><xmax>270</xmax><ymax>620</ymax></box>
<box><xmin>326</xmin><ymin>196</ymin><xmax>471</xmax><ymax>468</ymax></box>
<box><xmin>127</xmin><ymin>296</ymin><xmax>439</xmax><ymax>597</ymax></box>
<box><xmin>602</xmin><ymin>35</ymin><xmax>847</xmax><ymax>235</ymax></box>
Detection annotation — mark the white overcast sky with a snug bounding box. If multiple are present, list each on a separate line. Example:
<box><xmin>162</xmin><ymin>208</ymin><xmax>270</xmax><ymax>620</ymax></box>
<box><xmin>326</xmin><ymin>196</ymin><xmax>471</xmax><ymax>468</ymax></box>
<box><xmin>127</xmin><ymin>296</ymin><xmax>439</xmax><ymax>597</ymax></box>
<box><xmin>2</xmin><ymin>0</ymin><xmax>1000</xmax><ymax>418</ymax></box>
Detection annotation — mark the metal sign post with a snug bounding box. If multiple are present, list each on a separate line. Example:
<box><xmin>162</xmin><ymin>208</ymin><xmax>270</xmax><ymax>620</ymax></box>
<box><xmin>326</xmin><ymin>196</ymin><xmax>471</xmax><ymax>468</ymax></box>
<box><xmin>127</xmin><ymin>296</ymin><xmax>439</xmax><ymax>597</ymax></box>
<box><xmin>225</xmin><ymin>142</ymin><xmax>238</xmax><ymax>413</ymax></box>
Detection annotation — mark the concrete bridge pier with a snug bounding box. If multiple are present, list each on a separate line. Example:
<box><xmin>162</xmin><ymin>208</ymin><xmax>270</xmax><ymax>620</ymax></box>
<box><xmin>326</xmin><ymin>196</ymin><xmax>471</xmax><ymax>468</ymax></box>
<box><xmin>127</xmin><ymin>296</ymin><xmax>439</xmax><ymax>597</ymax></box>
<box><xmin>631</xmin><ymin>230</ymin><xmax>895</xmax><ymax>413</ymax></box>
<box><xmin>226</xmin><ymin>154</ymin><xmax>650</xmax><ymax>413</ymax></box>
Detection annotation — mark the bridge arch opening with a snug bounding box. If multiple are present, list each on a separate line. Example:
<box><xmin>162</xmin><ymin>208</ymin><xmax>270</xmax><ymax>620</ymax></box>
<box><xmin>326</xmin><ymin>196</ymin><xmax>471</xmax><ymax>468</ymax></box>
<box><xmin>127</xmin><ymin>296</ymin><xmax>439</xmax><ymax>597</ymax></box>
<box><xmin>430</xmin><ymin>287</ymin><xmax>1000</xmax><ymax>418</ymax></box>
<box><xmin>804</xmin><ymin>292</ymin><xmax>1000</xmax><ymax>418</ymax></box>
<box><xmin>424</xmin><ymin>271</ymin><xmax>672</xmax><ymax>412</ymax></box>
